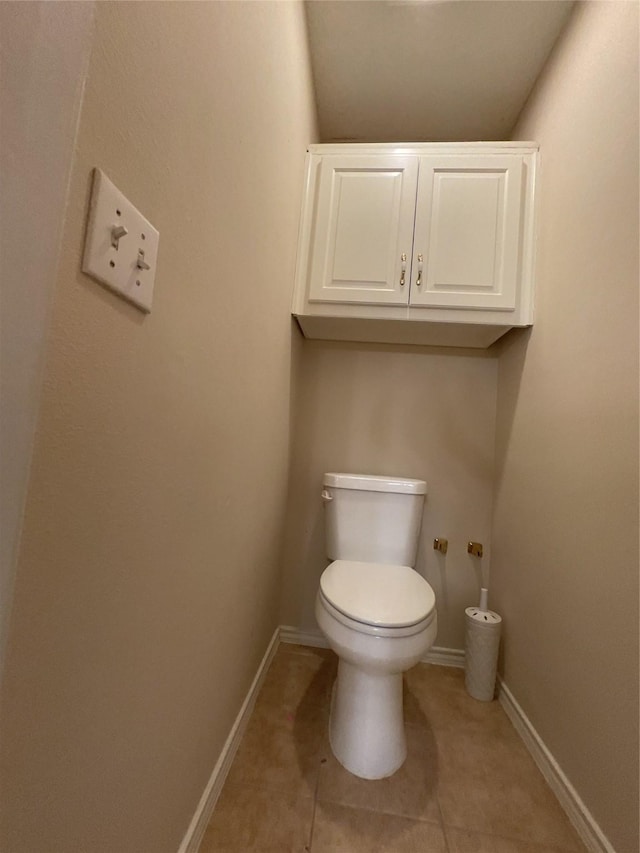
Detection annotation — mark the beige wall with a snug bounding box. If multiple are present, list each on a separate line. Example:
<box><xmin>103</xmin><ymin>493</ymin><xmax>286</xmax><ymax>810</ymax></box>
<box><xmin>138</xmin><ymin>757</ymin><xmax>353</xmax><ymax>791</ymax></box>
<box><xmin>0</xmin><ymin>3</ymin><xmax>317</xmax><ymax>852</ymax></box>
<box><xmin>0</xmin><ymin>0</ymin><xmax>95</xmax><ymax>680</ymax></box>
<box><xmin>492</xmin><ymin>3</ymin><xmax>639</xmax><ymax>851</ymax></box>
<box><xmin>281</xmin><ymin>341</ymin><xmax>498</xmax><ymax>650</ymax></box>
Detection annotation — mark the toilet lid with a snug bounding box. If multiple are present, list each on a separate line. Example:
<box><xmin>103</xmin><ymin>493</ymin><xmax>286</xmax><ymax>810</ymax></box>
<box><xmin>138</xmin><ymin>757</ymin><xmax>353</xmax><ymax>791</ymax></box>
<box><xmin>320</xmin><ymin>560</ymin><xmax>436</xmax><ymax>628</ymax></box>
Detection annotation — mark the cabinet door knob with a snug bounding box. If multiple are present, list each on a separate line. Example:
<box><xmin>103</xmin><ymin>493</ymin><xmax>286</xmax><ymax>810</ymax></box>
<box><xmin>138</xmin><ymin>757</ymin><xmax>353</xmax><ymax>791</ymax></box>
<box><xmin>416</xmin><ymin>253</ymin><xmax>424</xmax><ymax>287</ymax></box>
<box><xmin>400</xmin><ymin>253</ymin><xmax>407</xmax><ymax>287</ymax></box>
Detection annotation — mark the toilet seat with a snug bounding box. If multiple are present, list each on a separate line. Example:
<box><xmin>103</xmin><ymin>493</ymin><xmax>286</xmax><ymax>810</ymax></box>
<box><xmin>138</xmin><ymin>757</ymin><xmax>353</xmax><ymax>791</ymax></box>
<box><xmin>318</xmin><ymin>590</ymin><xmax>435</xmax><ymax>638</ymax></box>
<box><xmin>319</xmin><ymin>560</ymin><xmax>436</xmax><ymax>636</ymax></box>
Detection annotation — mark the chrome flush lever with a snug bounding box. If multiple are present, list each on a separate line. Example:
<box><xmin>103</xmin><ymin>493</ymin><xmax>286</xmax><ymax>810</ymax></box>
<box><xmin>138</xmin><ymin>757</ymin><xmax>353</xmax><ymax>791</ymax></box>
<box><xmin>416</xmin><ymin>254</ymin><xmax>424</xmax><ymax>287</ymax></box>
<box><xmin>400</xmin><ymin>253</ymin><xmax>407</xmax><ymax>287</ymax></box>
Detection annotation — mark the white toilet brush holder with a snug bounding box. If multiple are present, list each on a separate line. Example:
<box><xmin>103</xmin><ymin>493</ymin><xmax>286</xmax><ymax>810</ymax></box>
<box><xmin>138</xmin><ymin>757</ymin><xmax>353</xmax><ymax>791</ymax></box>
<box><xmin>465</xmin><ymin>587</ymin><xmax>502</xmax><ymax>702</ymax></box>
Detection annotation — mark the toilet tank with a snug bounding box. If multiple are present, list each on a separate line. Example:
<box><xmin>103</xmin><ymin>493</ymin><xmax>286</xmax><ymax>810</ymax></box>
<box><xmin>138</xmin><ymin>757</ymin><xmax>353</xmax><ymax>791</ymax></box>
<box><xmin>322</xmin><ymin>473</ymin><xmax>427</xmax><ymax>567</ymax></box>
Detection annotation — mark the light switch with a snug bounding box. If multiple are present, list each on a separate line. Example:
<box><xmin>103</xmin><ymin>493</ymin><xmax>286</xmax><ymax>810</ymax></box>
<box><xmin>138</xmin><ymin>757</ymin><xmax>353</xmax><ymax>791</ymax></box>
<box><xmin>82</xmin><ymin>168</ymin><xmax>159</xmax><ymax>313</ymax></box>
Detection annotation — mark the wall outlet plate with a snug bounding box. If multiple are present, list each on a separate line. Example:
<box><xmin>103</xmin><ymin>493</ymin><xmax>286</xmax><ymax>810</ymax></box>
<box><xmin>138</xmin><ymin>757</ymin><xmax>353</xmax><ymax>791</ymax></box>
<box><xmin>82</xmin><ymin>168</ymin><xmax>159</xmax><ymax>313</ymax></box>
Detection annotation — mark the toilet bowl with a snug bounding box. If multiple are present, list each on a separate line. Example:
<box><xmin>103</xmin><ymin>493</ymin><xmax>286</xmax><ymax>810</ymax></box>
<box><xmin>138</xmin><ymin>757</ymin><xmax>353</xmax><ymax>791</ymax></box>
<box><xmin>316</xmin><ymin>561</ymin><xmax>436</xmax><ymax>779</ymax></box>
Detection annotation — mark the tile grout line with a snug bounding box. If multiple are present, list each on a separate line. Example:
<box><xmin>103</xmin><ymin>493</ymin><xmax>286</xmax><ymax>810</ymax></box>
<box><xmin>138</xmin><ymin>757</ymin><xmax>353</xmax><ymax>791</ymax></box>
<box><xmin>435</xmin><ymin>785</ymin><xmax>452</xmax><ymax>853</ymax></box>
<box><xmin>440</xmin><ymin>820</ymin><xmax>584</xmax><ymax>853</ymax></box>
<box><xmin>305</xmin><ymin>753</ymin><xmax>324</xmax><ymax>852</ymax></box>
<box><xmin>313</xmin><ymin>797</ymin><xmax>450</xmax><ymax>828</ymax></box>
<box><xmin>437</xmin><ymin>788</ymin><xmax>581</xmax><ymax>852</ymax></box>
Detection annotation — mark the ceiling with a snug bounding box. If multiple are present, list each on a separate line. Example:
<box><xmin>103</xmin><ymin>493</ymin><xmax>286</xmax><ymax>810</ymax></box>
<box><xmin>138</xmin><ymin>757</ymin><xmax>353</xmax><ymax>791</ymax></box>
<box><xmin>305</xmin><ymin>0</ymin><xmax>575</xmax><ymax>142</ymax></box>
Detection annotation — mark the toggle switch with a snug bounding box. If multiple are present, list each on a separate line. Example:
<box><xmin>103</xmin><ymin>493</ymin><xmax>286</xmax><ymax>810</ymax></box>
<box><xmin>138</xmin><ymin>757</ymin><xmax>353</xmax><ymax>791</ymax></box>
<box><xmin>136</xmin><ymin>250</ymin><xmax>151</xmax><ymax>271</ymax></box>
<box><xmin>110</xmin><ymin>224</ymin><xmax>128</xmax><ymax>249</ymax></box>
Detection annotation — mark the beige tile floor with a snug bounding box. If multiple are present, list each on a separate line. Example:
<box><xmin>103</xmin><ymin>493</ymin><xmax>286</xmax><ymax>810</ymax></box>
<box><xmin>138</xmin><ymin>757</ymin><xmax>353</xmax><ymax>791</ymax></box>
<box><xmin>200</xmin><ymin>645</ymin><xmax>587</xmax><ymax>853</ymax></box>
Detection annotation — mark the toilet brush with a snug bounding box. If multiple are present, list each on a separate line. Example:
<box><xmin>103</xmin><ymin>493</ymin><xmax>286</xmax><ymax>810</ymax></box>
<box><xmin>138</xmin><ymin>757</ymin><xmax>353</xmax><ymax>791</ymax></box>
<box><xmin>464</xmin><ymin>587</ymin><xmax>502</xmax><ymax>701</ymax></box>
<box><xmin>469</xmin><ymin>587</ymin><xmax>493</xmax><ymax>619</ymax></box>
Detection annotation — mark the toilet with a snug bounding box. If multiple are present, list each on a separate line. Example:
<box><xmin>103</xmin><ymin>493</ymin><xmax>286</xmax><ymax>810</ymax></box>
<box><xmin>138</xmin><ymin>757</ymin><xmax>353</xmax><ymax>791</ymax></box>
<box><xmin>315</xmin><ymin>473</ymin><xmax>437</xmax><ymax>780</ymax></box>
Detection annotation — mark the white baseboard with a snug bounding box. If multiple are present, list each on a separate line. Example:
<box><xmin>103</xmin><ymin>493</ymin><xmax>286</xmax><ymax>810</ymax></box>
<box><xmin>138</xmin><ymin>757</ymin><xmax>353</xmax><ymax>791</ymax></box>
<box><xmin>498</xmin><ymin>679</ymin><xmax>614</xmax><ymax>853</ymax></box>
<box><xmin>177</xmin><ymin>626</ymin><xmax>280</xmax><ymax>853</ymax></box>
<box><xmin>280</xmin><ymin>625</ymin><xmax>465</xmax><ymax>668</ymax></box>
<box><xmin>424</xmin><ymin>645</ymin><xmax>465</xmax><ymax>668</ymax></box>
<box><xmin>279</xmin><ymin>625</ymin><xmax>330</xmax><ymax>650</ymax></box>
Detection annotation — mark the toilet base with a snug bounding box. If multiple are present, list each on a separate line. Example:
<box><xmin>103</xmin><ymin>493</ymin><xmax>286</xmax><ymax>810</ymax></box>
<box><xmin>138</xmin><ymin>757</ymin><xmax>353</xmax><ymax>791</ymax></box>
<box><xmin>329</xmin><ymin>659</ymin><xmax>406</xmax><ymax>780</ymax></box>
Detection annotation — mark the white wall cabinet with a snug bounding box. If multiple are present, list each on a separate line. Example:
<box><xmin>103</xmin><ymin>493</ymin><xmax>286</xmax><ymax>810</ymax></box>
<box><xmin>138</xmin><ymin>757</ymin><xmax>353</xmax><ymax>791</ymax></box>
<box><xmin>292</xmin><ymin>143</ymin><xmax>538</xmax><ymax>348</ymax></box>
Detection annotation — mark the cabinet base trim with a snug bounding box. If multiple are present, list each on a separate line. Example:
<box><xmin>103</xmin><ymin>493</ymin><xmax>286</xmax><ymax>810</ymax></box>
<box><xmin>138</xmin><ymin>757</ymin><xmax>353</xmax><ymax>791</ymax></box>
<box><xmin>295</xmin><ymin>314</ymin><xmax>517</xmax><ymax>349</ymax></box>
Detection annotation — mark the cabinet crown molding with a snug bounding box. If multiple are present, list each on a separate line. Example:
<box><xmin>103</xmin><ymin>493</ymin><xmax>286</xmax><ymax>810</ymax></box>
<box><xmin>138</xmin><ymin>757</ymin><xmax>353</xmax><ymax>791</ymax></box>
<box><xmin>307</xmin><ymin>141</ymin><xmax>539</xmax><ymax>155</ymax></box>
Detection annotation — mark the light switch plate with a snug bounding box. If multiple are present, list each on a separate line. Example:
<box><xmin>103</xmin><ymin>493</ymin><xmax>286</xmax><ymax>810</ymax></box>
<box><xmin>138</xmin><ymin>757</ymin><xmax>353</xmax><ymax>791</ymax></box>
<box><xmin>82</xmin><ymin>168</ymin><xmax>159</xmax><ymax>313</ymax></box>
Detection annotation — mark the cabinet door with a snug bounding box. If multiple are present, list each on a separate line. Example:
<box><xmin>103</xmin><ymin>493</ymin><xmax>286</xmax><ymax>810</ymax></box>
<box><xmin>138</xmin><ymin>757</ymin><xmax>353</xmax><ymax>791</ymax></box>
<box><xmin>410</xmin><ymin>156</ymin><xmax>523</xmax><ymax>310</ymax></box>
<box><xmin>308</xmin><ymin>156</ymin><xmax>418</xmax><ymax>305</ymax></box>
